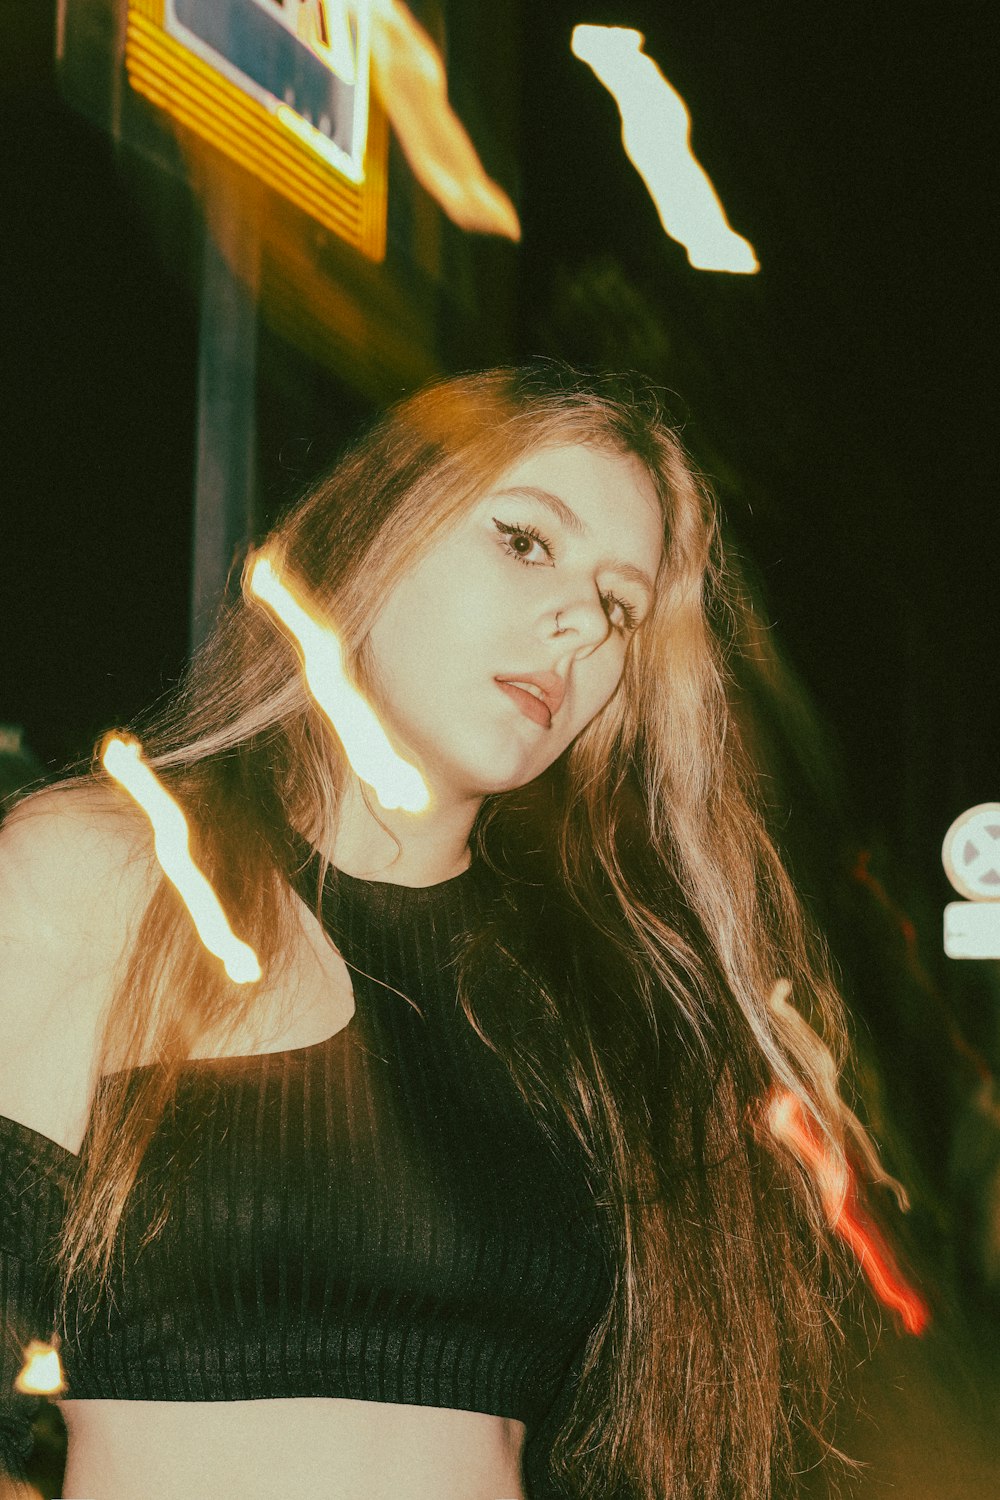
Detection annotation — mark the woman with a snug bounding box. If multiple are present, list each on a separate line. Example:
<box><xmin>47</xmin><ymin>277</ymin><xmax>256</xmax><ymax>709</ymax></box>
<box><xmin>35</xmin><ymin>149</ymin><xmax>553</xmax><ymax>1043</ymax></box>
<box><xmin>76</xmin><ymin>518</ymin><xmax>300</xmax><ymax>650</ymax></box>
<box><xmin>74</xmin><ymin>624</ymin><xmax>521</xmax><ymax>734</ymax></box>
<box><xmin>1</xmin><ymin>364</ymin><xmax>871</xmax><ymax>1499</ymax></box>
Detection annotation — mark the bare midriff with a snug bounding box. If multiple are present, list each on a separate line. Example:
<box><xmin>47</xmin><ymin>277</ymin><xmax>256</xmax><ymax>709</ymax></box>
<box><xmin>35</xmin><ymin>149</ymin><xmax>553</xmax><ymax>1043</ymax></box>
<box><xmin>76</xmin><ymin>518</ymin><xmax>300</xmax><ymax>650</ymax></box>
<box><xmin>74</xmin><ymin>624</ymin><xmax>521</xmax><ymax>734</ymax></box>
<box><xmin>58</xmin><ymin>1396</ymin><xmax>528</xmax><ymax>1500</ymax></box>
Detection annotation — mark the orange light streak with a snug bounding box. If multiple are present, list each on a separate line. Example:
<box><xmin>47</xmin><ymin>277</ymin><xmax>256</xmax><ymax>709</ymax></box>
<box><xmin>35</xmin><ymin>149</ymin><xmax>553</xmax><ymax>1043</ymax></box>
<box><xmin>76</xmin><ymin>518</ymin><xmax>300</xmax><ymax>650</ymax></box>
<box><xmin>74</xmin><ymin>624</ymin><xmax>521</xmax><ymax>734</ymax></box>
<box><xmin>571</xmin><ymin>25</ymin><xmax>758</xmax><ymax>274</ymax></box>
<box><xmin>14</xmin><ymin>1339</ymin><xmax>65</xmax><ymax>1397</ymax></box>
<box><xmin>368</xmin><ymin>0</ymin><xmax>520</xmax><ymax>238</ymax></box>
<box><xmin>100</xmin><ymin>735</ymin><xmax>262</xmax><ymax>985</ymax></box>
<box><xmin>767</xmin><ymin>978</ymin><xmax>909</xmax><ymax>1208</ymax></box>
<box><xmin>768</xmin><ymin>1089</ymin><xmax>930</xmax><ymax>1335</ymax></box>
<box><xmin>246</xmin><ymin>554</ymin><xmax>430</xmax><ymax>814</ymax></box>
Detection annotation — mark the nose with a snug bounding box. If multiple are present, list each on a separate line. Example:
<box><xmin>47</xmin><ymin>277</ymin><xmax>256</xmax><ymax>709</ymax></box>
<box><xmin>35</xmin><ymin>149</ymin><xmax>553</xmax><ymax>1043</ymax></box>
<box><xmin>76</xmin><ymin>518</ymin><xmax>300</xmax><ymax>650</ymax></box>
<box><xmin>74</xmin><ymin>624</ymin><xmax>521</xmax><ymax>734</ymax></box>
<box><xmin>548</xmin><ymin>586</ymin><xmax>612</xmax><ymax>650</ymax></box>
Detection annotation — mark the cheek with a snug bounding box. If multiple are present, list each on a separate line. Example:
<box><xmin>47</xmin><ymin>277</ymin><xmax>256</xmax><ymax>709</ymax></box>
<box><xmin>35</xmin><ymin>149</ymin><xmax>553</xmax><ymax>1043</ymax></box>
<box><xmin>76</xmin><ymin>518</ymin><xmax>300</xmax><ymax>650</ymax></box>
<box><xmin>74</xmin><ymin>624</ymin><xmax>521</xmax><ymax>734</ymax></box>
<box><xmin>367</xmin><ymin>562</ymin><xmax>483</xmax><ymax>704</ymax></box>
<box><xmin>565</xmin><ymin>658</ymin><xmax>627</xmax><ymax>741</ymax></box>
<box><xmin>405</xmin><ymin>548</ymin><xmax>487</xmax><ymax>634</ymax></box>
<box><xmin>370</xmin><ymin>565</ymin><xmax>446</xmax><ymax>656</ymax></box>
<box><xmin>591</xmin><ymin>650</ymin><xmax>628</xmax><ymax>706</ymax></box>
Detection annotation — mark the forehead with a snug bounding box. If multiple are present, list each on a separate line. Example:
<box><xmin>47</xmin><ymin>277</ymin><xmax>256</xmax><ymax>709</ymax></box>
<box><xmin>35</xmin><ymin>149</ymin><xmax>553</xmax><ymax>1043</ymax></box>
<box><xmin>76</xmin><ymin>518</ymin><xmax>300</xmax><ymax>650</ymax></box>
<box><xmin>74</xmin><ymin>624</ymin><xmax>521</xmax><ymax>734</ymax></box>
<box><xmin>485</xmin><ymin>442</ymin><xmax>663</xmax><ymax>549</ymax></box>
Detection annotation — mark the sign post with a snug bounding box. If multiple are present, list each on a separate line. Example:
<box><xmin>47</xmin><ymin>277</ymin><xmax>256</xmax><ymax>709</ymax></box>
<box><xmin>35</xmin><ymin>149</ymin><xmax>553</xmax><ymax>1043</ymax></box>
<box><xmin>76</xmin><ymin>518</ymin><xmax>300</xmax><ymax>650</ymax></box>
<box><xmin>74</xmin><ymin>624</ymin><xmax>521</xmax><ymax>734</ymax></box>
<box><xmin>189</xmin><ymin>168</ymin><xmax>261</xmax><ymax>651</ymax></box>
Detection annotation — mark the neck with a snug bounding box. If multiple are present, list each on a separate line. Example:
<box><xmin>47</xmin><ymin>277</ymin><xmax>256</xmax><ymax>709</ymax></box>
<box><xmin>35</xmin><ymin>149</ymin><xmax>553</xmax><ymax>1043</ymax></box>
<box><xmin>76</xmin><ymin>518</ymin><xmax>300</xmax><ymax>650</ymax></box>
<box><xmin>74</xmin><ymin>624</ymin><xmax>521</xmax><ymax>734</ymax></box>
<box><xmin>308</xmin><ymin>775</ymin><xmax>479</xmax><ymax>888</ymax></box>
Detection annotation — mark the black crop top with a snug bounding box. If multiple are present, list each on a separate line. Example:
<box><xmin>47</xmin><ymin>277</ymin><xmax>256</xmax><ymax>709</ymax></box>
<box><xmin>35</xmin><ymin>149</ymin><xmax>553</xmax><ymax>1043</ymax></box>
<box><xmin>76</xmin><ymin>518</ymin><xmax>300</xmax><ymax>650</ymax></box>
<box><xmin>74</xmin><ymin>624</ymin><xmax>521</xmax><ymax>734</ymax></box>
<box><xmin>0</xmin><ymin>843</ymin><xmax>614</xmax><ymax>1497</ymax></box>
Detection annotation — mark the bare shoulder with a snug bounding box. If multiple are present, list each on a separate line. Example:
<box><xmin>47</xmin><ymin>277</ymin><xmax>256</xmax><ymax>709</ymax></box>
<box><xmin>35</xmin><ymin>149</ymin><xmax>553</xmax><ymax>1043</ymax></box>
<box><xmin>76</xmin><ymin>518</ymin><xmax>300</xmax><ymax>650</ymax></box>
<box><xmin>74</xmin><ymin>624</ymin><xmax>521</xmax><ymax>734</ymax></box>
<box><xmin>2</xmin><ymin>774</ymin><xmax>149</xmax><ymax>860</ymax></box>
<box><xmin>0</xmin><ymin>779</ymin><xmax>159</xmax><ymax>1150</ymax></box>
<box><xmin>1</xmin><ymin>778</ymin><xmax>157</xmax><ymax>945</ymax></box>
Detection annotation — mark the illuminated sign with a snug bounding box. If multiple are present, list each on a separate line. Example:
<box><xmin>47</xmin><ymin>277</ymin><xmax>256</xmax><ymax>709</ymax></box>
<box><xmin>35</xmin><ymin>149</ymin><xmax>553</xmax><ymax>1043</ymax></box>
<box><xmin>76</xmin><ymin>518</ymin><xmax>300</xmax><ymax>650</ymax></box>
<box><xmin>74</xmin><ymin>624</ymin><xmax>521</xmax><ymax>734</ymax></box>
<box><xmin>164</xmin><ymin>0</ymin><xmax>369</xmax><ymax>181</ymax></box>
<box><xmin>942</xmin><ymin>801</ymin><xmax>1000</xmax><ymax>959</ymax></box>
<box><xmin>125</xmin><ymin>0</ymin><xmax>388</xmax><ymax>257</ymax></box>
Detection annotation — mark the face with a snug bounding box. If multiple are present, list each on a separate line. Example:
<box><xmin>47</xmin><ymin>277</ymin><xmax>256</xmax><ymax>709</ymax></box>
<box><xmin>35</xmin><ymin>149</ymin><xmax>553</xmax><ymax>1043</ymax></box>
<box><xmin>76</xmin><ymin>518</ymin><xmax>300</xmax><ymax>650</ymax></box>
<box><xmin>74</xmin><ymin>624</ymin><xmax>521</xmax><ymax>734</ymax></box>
<box><xmin>363</xmin><ymin>442</ymin><xmax>664</xmax><ymax>809</ymax></box>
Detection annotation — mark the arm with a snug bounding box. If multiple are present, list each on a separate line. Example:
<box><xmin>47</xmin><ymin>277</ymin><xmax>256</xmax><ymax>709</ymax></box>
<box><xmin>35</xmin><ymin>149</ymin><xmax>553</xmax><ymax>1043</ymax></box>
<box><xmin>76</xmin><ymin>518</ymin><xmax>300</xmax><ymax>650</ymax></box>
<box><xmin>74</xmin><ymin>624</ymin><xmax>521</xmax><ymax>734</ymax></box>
<box><xmin>0</xmin><ymin>785</ymin><xmax>152</xmax><ymax>1489</ymax></box>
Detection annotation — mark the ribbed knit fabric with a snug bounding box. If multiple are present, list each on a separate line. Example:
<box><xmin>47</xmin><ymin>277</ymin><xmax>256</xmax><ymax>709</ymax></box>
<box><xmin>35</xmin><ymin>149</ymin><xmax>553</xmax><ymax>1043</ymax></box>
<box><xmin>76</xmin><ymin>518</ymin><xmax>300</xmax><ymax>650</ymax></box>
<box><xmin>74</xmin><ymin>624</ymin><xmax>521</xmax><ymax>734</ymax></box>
<box><xmin>1</xmin><ymin>842</ymin><xmax>614</xmax><ymax>1497</ymax></box>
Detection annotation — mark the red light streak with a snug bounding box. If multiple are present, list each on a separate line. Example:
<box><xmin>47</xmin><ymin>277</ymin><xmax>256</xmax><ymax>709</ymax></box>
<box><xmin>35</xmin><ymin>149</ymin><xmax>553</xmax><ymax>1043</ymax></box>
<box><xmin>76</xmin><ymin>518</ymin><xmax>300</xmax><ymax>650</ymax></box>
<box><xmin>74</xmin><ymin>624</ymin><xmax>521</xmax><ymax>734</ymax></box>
<box><xmin>768</xmin><ymin>1090</ymin><xmax>930</xmax><ymax>1335</ymax></box>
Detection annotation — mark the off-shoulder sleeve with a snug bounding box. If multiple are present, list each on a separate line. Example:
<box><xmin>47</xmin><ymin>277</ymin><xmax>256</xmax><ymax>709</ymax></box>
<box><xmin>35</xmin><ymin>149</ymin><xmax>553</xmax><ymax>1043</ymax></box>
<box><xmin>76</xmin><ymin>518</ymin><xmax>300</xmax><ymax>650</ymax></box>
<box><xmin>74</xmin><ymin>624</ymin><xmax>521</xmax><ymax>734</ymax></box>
<box><xmin>1</xmin><ymin>1116</ymin><xmax>71</xmax><ymax>1491</ymax></box>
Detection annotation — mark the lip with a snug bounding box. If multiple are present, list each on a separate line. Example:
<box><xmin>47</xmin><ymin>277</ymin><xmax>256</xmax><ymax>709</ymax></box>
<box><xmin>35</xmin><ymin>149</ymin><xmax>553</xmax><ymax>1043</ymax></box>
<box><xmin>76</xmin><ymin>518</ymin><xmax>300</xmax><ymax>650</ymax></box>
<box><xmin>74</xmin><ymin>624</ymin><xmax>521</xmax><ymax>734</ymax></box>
<box><xmin>495</xmin><ymin>670</ymin><xmax>565</xmax><ymax>719</ymax></box>
<box><xmin>496</xmin><ymin>680</ymin><xmax>552</xmax><ymax>728</ymax></box>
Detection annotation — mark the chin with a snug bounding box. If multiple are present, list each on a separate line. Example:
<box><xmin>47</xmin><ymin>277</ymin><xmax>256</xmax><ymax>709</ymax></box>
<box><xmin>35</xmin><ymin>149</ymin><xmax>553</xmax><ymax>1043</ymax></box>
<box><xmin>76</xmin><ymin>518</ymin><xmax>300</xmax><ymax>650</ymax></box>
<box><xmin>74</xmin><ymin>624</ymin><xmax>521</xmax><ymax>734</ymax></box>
<box><xmin>445</xmin><ymin>748</ymin><xmax>551</xmax><ymax>802</ymax></box>
<box><xmin>468</xmin><ymin>760</ymin><xmax>545</xmax><ymax>800</ymax></box>
<box><xmin>403</xmin><ymin>708</ymin><xmax>566</xmax><ymax>799</ymax></box>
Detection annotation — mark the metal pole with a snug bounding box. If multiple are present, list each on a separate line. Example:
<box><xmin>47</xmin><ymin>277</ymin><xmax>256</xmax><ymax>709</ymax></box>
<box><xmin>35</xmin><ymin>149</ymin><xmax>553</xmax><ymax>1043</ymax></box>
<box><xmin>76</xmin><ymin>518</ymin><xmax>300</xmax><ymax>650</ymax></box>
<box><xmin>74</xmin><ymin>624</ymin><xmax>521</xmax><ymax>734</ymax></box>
<box><xmin>189</xmin><ymin>173</ymin><xmax>260</xmax><ymax>654</ymax></box>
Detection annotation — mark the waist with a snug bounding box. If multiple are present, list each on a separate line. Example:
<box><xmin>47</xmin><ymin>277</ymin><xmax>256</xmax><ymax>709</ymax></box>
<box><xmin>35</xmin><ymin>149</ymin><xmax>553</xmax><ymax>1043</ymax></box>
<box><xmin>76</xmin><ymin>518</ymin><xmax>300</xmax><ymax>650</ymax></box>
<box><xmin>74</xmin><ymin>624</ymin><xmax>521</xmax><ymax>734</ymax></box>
<box><xmin>58</xmin><ymin>1395</ymin><xmax>528</xmax><ymax>1500</ymax></box>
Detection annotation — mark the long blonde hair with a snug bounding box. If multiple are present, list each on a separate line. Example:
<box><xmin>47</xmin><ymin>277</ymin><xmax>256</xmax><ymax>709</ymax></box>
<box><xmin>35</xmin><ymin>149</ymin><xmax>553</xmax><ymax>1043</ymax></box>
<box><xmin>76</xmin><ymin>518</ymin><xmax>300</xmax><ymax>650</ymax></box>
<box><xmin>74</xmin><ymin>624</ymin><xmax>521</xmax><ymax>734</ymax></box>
<box><xmin>48</xmin><ymin>364</ymin><xmax>874</xmax><ymax>1497</ymax></box>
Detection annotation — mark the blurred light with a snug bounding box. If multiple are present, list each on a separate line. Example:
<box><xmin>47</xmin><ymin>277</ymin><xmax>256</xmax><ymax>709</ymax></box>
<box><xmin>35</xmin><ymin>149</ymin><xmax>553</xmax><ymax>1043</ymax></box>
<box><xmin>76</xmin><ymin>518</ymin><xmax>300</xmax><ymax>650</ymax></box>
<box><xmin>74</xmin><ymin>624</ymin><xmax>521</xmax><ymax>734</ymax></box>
<box><xmin>15</xmin><ymin>1339</ymin><xmax>65</xmax><ymax>1397</ymax></box>
<box><xmin>571</xmin><ymin>24</ymin><xmax>758</xmax><ymax>273</ymax></box>
<box><xmin>369</xmin><ymin>0</ymin><xmax>520</xmax><ymax>238</ymax></box>
<box><xmin>101</xmin><ymin>735</ymin><xmax>262</xmax><ymax>985</ymax></box>
<box><xmin>768</xmin><ymin>1087</ymin><xmax>848</xmax><ymax>1221</ymax></box>
<box><xmin>768</xmin><ymin>1089</ymin><xmax>930</xmax><ymax>1335</ymax></box>
<box><xmin>246</xmin><ymin>554</ymin><xmax>431</xmax><ymax>813</ymax></box>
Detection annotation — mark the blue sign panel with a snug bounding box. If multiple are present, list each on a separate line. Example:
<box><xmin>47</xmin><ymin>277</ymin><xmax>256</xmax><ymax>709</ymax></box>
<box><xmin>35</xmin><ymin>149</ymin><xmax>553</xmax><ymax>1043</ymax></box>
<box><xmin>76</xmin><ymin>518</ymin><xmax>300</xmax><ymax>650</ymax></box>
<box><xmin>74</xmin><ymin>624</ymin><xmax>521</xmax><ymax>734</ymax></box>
<box><xmin>166</xmin><ymin>0</ymin><xmax>369</xmax><ymax>181</ymax></box>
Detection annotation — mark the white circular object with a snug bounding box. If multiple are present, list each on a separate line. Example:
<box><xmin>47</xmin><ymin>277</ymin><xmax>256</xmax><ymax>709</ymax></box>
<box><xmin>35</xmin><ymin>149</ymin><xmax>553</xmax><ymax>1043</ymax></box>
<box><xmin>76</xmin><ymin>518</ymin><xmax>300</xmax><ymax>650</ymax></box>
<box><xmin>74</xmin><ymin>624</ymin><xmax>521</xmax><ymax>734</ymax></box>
<box><xmin>942</xmin><ymin>802</ymin><xmax>1000</xmax><ymax>901</ymax></box>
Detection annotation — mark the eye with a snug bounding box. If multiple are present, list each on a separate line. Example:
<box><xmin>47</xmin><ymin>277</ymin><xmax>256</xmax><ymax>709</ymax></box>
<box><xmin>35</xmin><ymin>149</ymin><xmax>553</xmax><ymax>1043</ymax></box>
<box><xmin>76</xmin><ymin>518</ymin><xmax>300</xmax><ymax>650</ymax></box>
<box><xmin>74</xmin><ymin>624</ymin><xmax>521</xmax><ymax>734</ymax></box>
<box><xmin>493</xmin><ymin>517</ymin><xmax>554</xmax><ymax>566</ymax></box>
<box><xmin>604</xmin><ymin>592</ymin><xmax>639</xmax><ymax>633</ymax></box>
<box><xmin>491</xmin><ymin>518</ymin><xmax>640</xmax><ymax>635</ymax></box>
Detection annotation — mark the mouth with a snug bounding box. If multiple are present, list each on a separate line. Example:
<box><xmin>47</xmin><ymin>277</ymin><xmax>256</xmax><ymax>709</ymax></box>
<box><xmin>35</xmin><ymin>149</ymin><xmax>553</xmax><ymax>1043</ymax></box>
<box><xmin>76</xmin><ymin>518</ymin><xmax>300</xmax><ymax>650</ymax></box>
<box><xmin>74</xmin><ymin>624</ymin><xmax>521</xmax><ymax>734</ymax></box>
<box><xmin>495</xmin><ymin>679</ymin><xmax>553</xmax><ymax>728</ymax></box>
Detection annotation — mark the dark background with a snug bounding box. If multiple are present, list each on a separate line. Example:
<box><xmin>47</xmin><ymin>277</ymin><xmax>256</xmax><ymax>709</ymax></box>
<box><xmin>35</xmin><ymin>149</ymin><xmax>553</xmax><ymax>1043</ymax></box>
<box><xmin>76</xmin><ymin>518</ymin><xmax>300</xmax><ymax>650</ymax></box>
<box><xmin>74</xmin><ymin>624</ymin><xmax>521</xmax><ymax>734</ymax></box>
<box><xmin>522</xmin><ymin>1</ymin><xmax>997</xmax><ymax>857</ymax></box>
<box><xmin>6</xmin><ymin>3</ymin><xmax>996</xmax><ymax>851</ymax></box>
<box><xmin>3</xmin><ymin>2</ymin><xmax>999</xmax><ymax>1488</ymax></box>
<box><xmin>5</xmin><ymin>3</ymin><xmax>996</xmax><ymax>825</ymax></box>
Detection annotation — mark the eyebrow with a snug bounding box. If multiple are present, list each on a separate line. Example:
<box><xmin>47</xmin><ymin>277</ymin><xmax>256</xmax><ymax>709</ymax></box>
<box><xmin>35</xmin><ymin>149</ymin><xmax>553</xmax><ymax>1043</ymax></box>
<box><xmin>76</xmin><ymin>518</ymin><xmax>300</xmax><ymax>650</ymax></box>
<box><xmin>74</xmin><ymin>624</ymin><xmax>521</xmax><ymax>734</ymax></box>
<box><xmin>491</xmin><ymin>485</ymin><xmax>657</xmax><ymax>599</ymax></box>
